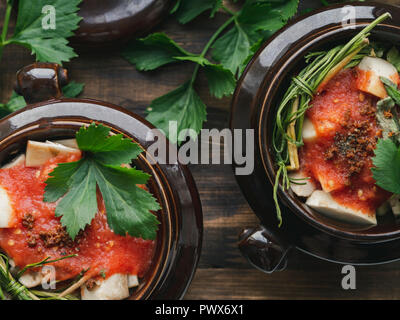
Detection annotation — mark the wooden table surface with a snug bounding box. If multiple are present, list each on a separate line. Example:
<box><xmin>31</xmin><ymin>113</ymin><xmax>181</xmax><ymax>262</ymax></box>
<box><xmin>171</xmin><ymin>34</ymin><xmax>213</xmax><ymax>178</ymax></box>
<box><xmin>2</xmin><ymin>0</ymin><xmax>400</xmax><ymax>300</ymax></box>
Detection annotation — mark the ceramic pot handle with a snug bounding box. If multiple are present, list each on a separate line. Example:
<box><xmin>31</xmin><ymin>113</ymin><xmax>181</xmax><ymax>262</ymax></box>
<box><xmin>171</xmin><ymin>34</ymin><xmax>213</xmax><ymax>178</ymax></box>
<box><xmin>238</xmin><ymin>225</ymin><xmax>291</xmax><ymax>273</ymax></box>
<box><xmin>14</xmin><ymin>62</ymin><xmax>68</xmax><ymax>104</ymax></box>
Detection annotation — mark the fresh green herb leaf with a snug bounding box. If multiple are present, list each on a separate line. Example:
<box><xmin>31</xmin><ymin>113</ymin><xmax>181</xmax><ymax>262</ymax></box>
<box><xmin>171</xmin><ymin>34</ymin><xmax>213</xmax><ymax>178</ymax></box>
<box><xmin>272</xmin><ymin>0</ymin><xmax>299</xmax><ymax>21</ymax></box>
<box><xmin>173</xmin><ymin>0</ymin><xmax>222</xmax><ymax>24</ymax></box>
<box><xmin>62</xmin><ymin>81</ymin><xmax>85</xmax><ymax>98</ymax></box>
<box><xmin>44</xmin><ymin>161</ymin><xmax>83</xmax><ymax>202</ymax></box>
<box><xmin>212</xmin><ymin>24</ymin><xmax>251</xmax><ymax>75</ymax></box>
<box><xmin>2</xmin><ymin>91</ymin><xmax>26</xmax><ymax>113</ymax></box>
<box><xmin>44</xmin><ymin>123</ymin><xmax>160</xmax><ymax>240</ymax></box>
<box><xmin>122</xmin><ymin>33</ymin><xmax>194</xmax><ymax>71</ymax></box>
<box><xmin>387</xmin><ymin>46</ymin><xmax>400</xmax><ymax>72</ymax></box>
<box><xmin>381</xmin><ymin>76</ymin><xmax>400</xmax><ymax>105</ymax></box>
<box><xmin>238</xmin><ymin>2</ymin><xmax>285</xmax><ymax>33</ymax></box>
<box><xmin>8</xmin><ymin>0</ymin><xmax>82</xmax><ymax>64</ymax></box>
<box><xmin>212</xmin><ymin>1</ymin><xmax>298</xmax><ymax>76</ymax></box>
<box><xmin>146</xmin><ymin>82</ymin><xmax>207</xmax><ymax>143</ymax></box>
<box><xmin>94</xmin><ymin>163</ymin><xmax>160</xmax><ymax>240</ymax></box>
<box><xmin>204</xmin><ymin>64</ymin><xmax>236</xmax><ymax>98</ymax></box>
<box><xmin>52</xmin><ymin>160</ymin><xmax>98</xmax><ymax>240</ymax></box>
<box><xmin>372</xmin><ymin>139</ymin><xmax>400</xmax><ymax>194</ymax></box>
<box><xmin>75</xmin><ymin>123</ymin><xmax>143</xmax><ymax>165</ymax></box>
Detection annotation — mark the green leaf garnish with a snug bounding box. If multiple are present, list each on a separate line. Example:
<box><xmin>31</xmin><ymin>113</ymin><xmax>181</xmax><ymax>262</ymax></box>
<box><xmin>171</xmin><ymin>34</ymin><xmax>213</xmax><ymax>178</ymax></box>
<box><xmin>372</xmin><ymin>139</ymin><xmax>400</xmax><ymax>194</ymax></box>
<box><xmin>62</xmin><ymin>81</ymin><xmax>85</xmax><ymax>98</ymax></box>
<box><xmin>146</xmin><ymin>81</ymin><xmax>207</xmax><ymax>143</ymax></box>
<box><xmin>44</xmin><ymin>123</ymin><xmax>160</xmax><ymax>240</ymax></box>
<box><xmin>173</xmin><ymin>0</ymin><xmax>223</xmax><ymax>24</ymax></box>
<box><xmin>121</xmin><ymin>33</ymin><xmax>195</xmax><ymax>71</ymax></box>
<box><xmin>6</xmin><ymin>0</ymin><xmax>82</xmax><ymax>64</ymax></box>
<box><xmin>204</xmin><ymin>64</ymin><xmax>236</xmax><ymax>99</ymax></box>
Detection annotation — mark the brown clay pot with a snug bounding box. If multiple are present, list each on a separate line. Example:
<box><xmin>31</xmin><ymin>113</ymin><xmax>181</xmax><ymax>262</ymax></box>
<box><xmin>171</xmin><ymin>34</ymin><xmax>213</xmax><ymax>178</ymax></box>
<box><xmin>231</xmin><ymin>2</ymin><xmax>400</xmax><ymax>272</ymax></box>
<box><xmin>72</xmin><ymin>0</ymin><xmax>173</xmax><ymax>49</ymax></box>
<box><xmin>2</xmin><ymin>62</ymin><xmax>203</xmax><ymax>299</ymax></box>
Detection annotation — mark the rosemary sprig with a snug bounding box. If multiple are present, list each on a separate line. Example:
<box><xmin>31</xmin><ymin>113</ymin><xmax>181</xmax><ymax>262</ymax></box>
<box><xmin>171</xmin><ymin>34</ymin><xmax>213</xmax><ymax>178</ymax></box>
<box><xmin>16</xmin><ymin>254</ymin><xmax>77</xmax><ymax>279</ymax></box>
<box><xmin>0</xmin><ymin>253</ymin><xmax>79</xmax><ymax>300</ymax></box>
<box><xmin>0</xmin><ymin>254</ymin><xmax>39</xmax><ymax>300</ymax></box>
<box><xmin>272</xmin><ymin>13</ymin><xmax>391</xmax><ymax>226</ymax></box>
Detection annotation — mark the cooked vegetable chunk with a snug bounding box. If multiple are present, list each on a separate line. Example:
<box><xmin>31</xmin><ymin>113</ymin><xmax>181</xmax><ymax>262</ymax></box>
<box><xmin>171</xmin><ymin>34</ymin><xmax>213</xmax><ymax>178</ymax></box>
<box><xmin>81</xmin><ymin>274</ymin><xmax>130</xmax><ymax>300</ymax></box>
<box><xmin>302</xmin><ymin>117</ymin><xmax>317</xmax><ymax>142</ymax></box>
<box><xmin>18</xmin><ymin>272</ymin><xmax>42</xmax><ymax>288</ymax></box>
<box><xmin>48</xmin><ymin>139</ymin><xmax>78</xmax><ymax>149</ymax></box>
<box><xmin>25</xmin><ymin>141</ymin><xmax>80</xmax><ymax>167</ymax></box>
<box><xmin>389</xmin><ymin>195</ymin><xmax>400</xmax><ymax>218</ymax></box>
<box><xmin>356</xmin><ymin>57</ymin><xmax>400</xmax><ymax>99</ymax></box>
<box><xmin>0</xmin><ymin>186</ymin><xmax>15</xmax><ymax>228</ymax></box>
<box><xmin>306</xmin><ymin>190</ymin><xmax>377</xmax><ymax>225</ymax></box>
<box><xmin>289</xmin><ymin>171</ymin><xmax>316</xmax><ymax>197</ymax></box>
<box><xmin>127</xmin><ymin>274</ymin><xmax>139</xmax><ymax>288</ymax></box>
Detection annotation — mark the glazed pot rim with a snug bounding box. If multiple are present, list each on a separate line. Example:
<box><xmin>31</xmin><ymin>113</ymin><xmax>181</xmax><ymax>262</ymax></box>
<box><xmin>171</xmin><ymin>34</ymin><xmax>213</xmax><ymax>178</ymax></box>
<box><xmin>258</xmin><ymin>5</ymin><xmax>400</xmax><ymax>242</ymax></box>
<box><xmin>0</xmin><ymin>97</ymin><xmax>203</xmax><ymax>299</ymax></box>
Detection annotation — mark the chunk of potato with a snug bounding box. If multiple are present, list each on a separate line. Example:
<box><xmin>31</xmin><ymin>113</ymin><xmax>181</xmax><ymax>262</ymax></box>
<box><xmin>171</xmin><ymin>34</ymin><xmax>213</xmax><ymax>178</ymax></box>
<box><xmin>306</xmin><ymin>190</ymin><xmax>377</xmax><ymax>225</ymax></box>
<box><xmin>81</xmin><ymin>274</ymin><xmax>130</xmax><ymax>300</ymax></box>
<box><xmin>25</xmin><ymin>140</ymin><xmax>80</xmax><ymax>167</ymax></box>
<box><xmin>0</xmin><ymin>186</ymin><xmax>15</xmax><ymax>228</ymax></box>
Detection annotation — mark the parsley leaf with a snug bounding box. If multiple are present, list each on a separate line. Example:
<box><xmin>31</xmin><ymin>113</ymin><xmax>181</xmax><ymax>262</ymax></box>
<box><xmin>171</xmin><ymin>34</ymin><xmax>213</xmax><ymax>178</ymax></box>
<box><xmin>204</xmin><ymin>64</ymin><xmax>236</xmax><ymax>98</ymax></box>
<box><xmin>173</xmin><ymin>0</ymin><xmax>222</xmax><ymax>24</ymax></box>
<box><xmin>211</xmin><ymin>1</ymin><xmax>296</xmax><ymax>76</ymax></box>
<box><xmin>146</xmin><ymin>82</ymin><xmax>207</xmax><ymax>143</ymax></box>
<box><xmin>75</xmin><ymin>123</ymin><xmax>143</xmax><ymax>165</ymax></box>
<box><xmin>62</xmin><ymin>81</ymin><xmax>85</xmax><ymax>98</ymax></box>
<box><xmin>52</xmin><ymin>160</ymin><xmax>98</xmax><ymax>240</ymax></box>
<box><xmin>7</xmin><ymin>0</ymin><xmax>82</xmax><ymax>64</ymax></box>
<box><xmin>211</xmin><ymin>24</ymin><xmax>251</xmax><ymax>75</ymax></box>
<box><xmin>44</xmin><ymin>123</ymin><xmax>160</xmax><ymax>240</ymax></box>
<box><xmin>372</xmin><ymin>139</ymin><xmax>400</xmax><ymax>194</ymax></box>
<box><xmin>122</xmin><ymin>33</ymin><xmax>195</xmax><ymax>71</ymax></box>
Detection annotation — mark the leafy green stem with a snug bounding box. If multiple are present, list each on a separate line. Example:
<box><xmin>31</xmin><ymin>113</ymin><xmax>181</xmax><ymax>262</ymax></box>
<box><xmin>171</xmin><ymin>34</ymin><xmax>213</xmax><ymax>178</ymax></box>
<box><xmin>191</xmin><ymin>14</ymin><xmax>236</xmax><ymax>84</ymax></box>
<box><xmin>0</xmin><ymin>0</ymin><xmax>13</xmax><ymax>61</ymax></box>
<box><xmin>221</xmin><ymin>5</ymin><xmax>237</xmax><ymax>17</ymax></box>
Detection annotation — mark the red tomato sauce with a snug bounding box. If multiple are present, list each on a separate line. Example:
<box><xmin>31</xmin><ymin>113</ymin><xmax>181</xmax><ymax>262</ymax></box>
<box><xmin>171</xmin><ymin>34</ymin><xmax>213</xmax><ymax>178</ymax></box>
<box><xmin>300</xmin><ymin>69</ymin><xmax>391</xmax><ymax>215</ymax></box>
<box><xmin>0</xmin><ymin>153</ymin><xmax>156</xmax><ymax>281</ymax></box>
